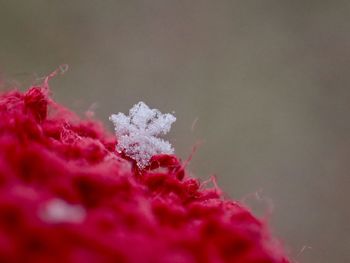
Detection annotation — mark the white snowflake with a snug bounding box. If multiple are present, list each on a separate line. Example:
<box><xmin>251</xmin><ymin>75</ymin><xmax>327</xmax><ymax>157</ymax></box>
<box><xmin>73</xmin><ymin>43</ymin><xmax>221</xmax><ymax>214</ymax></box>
<box><xmin>109</xmin><ymin>102</ymin><xmax>176</xmax><ymax>168</ymax></box>
<box><xmin>39</xmin><ymin>199</ymin><xmax>86</xmax><ymax>224</ymax></box>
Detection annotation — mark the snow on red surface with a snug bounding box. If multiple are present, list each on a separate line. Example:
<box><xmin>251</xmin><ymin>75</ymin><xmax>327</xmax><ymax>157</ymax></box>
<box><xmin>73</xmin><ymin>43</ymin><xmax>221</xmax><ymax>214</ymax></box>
<box><xmin>0</xmin><ymin>85</ymin><xmax>290</xmax><ymax>263</ymax></box>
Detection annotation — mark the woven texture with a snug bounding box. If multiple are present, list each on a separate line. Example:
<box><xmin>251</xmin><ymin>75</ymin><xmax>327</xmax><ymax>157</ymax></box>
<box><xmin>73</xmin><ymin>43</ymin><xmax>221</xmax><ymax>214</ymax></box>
<box><xmin>0</xmin><ymin>86</ymin><xmax>290</xmax><ymax>263</ymax></box>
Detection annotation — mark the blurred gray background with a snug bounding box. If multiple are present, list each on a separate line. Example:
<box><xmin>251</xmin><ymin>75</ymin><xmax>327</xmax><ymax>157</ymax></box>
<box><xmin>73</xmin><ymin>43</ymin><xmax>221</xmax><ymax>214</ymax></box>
<box><xmin>1</xmin><ymin>1</ymin><xmax>349</xmax><ymax>262</ymax></box>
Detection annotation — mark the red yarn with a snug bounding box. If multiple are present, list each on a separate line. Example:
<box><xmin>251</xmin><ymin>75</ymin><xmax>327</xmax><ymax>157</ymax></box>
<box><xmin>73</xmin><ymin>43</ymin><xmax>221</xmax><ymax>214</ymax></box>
<box><xmin>0</xmin><ymin>85</ymin><xmax>290</xmax><ymax>263</ymax></box>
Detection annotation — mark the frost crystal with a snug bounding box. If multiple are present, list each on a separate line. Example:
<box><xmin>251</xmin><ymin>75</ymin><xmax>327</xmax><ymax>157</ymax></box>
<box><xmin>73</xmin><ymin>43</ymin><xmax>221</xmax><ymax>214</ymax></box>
<box><xmin>39</xmin><ymin>199</ymin><xmax>86</xmax><ymax>224</ymax></box>
<box><xmin>109</xmin><ymin>102</ymin><xmax>176</xmax><ymax>168</ymax></box>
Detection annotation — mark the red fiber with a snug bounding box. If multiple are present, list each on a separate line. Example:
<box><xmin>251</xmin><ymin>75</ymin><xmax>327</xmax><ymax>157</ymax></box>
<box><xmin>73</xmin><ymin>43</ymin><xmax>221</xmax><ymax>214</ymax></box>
<box><xmin>0</xmin><ymin>85</ymin><xmax>290</xmax><ymax>262</ymax></box>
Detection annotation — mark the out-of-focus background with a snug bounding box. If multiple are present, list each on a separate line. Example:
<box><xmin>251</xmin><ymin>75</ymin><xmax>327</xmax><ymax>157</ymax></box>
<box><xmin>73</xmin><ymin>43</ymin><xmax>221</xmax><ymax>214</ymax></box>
<box><xmin>1</xmin><ymin>1</ymin><xmax>349</xmax><ymax>262</ymax></box>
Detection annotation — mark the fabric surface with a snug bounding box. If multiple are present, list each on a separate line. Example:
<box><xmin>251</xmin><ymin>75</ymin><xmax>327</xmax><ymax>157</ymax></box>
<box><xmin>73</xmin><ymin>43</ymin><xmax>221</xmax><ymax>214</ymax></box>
<box><xmin>0</xmin><ymin>84</ymin><xmax>290</xmax><ymax>263</ymax></box>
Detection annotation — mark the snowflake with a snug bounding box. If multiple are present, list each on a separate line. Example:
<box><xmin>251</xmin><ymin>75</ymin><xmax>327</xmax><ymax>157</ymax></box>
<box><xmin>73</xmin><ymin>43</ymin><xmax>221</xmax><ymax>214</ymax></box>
<box><xmin>39</xmin><ymin>199</ymin><xmax>86</xmax><ymax>224</ymax></box>
<box><xmin>109</xmin><ymin>102</ymin><xmax>176</xmax><ymax>168</ymax></box>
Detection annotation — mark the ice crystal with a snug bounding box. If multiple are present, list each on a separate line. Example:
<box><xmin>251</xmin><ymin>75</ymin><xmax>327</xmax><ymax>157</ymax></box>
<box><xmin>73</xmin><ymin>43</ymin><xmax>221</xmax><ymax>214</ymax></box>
<box><xmin>109</xmin><ymin>102</ymin><xmax>176</xmax><ymax>168</ymax></box>
<box><xmin>39</xmin><ymin>199</ymin><xmax>86</xmax><ymax>224</ymax></box>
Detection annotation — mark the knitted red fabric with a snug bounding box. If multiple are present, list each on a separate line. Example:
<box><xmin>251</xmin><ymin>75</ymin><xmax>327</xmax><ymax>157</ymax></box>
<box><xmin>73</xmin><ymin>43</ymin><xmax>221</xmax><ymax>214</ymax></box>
<box><xmin>0</xmin><ymin>85</ymin><xmax>290</xmax><ymax>263</ymax></box>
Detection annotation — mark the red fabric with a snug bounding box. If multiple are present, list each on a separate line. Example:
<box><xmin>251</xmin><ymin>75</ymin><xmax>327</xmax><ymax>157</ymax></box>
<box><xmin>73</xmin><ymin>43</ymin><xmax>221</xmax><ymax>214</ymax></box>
<box><xmin>0</xmin><ymin>86</ymin><xmax>290</xmax><ymax>263</ymax></box>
